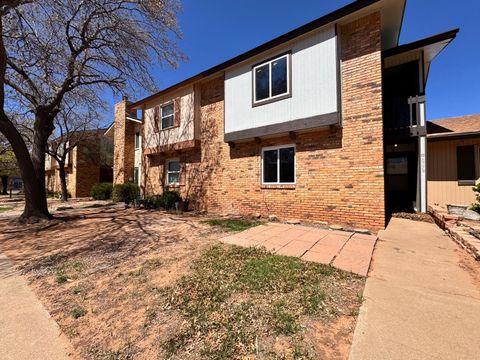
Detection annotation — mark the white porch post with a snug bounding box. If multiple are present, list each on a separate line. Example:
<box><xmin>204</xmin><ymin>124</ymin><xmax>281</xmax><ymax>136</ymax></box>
<box><xmin>417</xmin><ymin>100</ymin><xmax>427</xmax><ymax>213</ymax></box>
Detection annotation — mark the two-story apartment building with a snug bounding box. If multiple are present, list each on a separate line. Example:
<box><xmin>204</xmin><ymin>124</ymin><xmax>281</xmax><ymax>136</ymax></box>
<box><xmin>112</xmin><ymin>0</ymin><xmax>458</xmax><ymax>230</ymax></box>
<box><xmin>46</xmin><ymin>130</ymin><xmax>114</xmax><ymax>198</ymax></box>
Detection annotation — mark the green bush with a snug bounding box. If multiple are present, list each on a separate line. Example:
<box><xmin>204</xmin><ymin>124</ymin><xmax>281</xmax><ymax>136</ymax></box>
<box><xmin>112</xmin><ymin>183</ymin><xmax>140</xmax><ymax>204</ymax></box>
<box><xmin>90</xmin><ymin>182</ymin><xmax>113</xmax><ymax>200</ymax></box>
<box><xmin>472</xmin><ymin>184</ymin><xmax>480</xmax><ymax>214</ymax></box>
<box><xmin>162</xmin><ymin>191</ymin><xmax>182</xmax><ymax>210</ymax></box>
<box><xmin>144</xmin><ymin>191</ymin><xmax>182</xmax><ymax>210</ymax></box>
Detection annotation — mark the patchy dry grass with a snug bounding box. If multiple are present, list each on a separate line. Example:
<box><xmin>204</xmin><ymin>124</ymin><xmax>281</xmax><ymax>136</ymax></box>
<box><xmin>0</xmin><ymin>206</ymin><xmax>12</xmax><ymax>213</ymax></box>
<box><xmin>0</xmin><ymin>208</ymin><xmax>365</xmax><ymax>359</ymax></box>
<box><xmin>159</xmin><ymin>245</ymin><xmax>364</xmax><ymax>359</ymax></box>
<box><xmin>201</xmin><ymin>218</ymin><xmax>265</xmax><ymax>232</ymax></box>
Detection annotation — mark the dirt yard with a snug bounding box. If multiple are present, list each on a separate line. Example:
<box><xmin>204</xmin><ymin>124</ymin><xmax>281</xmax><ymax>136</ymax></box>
<box><xmin>0</xmin><ymin>204</ymin><xmax>365</xmax><ymax>359</ymax></box>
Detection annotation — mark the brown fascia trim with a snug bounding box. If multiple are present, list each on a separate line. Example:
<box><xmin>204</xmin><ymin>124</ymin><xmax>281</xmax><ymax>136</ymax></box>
<box><xmin>144</xmin><ymin>139</ymin><xmax>200</xmax><ymax>156</ymax></box>
<box><xmin>224</xmin><ymin>112</ymin><xmax>339</xmax><ymax>142</ymax></box>
<box><xmin>382</xmin><ymin>28</ymin><xmax>459</xmax><ymax>58</ymax></box>
<box><xmin>129</xmin><ymin>0</ymin><xmax>381</xmax><ymax>109</ymax></box>
<box><xmin>427</xmin><ymin>131</ymin><xmax>480</xmax><ymax>142</ymax></box>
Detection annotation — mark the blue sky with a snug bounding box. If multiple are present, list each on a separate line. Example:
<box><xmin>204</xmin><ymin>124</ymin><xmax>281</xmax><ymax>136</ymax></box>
<box><xmin>112</xmin><ymin>0</ymin><xmax>480</xmax><ymax>122</ymax></box>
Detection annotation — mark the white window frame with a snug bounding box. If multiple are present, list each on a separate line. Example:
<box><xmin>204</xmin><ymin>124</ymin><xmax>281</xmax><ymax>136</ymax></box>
<box><xmin>261</xmin><ymin>144</ymin><xmax>296</xmax><ymax>185</ymax></box>
<box><xmin>134</xmin><ymin>132</ymin><xmax>140</xmax><ymax>149</ymax></box>
<box><xmin>133</xmin><ymin>167</ymin><xmax>139</xmax><ymax>186</ymax></box>
<box><xmin>161</xmin><ymin>102</ymin><xmax>175</xmax><ymax>130</ymax></box>
<box><xmin>253</xmin><ymin>53</ymin><xmax>291</xmax><ymax>105</ymax></box>
<box><xmin>166</xmin><ymin>159</ymin><xmax>180</xmax><ymax>186</ymax></box>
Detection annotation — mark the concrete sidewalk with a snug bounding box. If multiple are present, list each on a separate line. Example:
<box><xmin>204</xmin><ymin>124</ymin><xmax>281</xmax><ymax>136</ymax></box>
<box><xmin>349</xmin><ymin>217</ymin><xmax>480</xmax><ymax>360</ymax></box>
<box><xmin>221</xmin><ymin>223</ymin><xmax>377</xmax><ymax>276</ymax></box>
<box><xmin>0</xmin><ymin>254</ymin><xmax>69</xmax><ymax>360</ymax></box>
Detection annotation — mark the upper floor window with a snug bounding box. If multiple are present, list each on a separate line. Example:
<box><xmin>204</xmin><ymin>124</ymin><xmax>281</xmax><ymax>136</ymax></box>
<box><xmin>262</xmin><ymin>145</ymin><xmax>295</xmax><ymax>185</ymax></box>
<box><xmin>161</xmin><ymin>103</ymin><xmax>174</xmax><ymax>129</ymax></box>
<box><xmin>253</xmin><ymin>53</ymin><xmax>291</xmax><ymax>105</ymax></box>
<box><xmin>134</xmin><ymin>132</ymin><xmax>140</xmax><ymax>149</ymax></box>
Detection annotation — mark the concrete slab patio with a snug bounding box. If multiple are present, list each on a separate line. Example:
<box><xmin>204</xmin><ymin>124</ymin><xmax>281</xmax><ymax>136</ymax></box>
<box><xmin>221</xmin><ymin>223</ymin><xmax>377</xmax><ymax>276</ymax></box>
<box><xmin>0</xmin><ymin>254</ymin><xmax>69</xmax><ymax>360</ymax></box>
<box><xmin>349</xmin><ymin>217</ymin><xmax>480</xmax><ymax>360</ymax></box>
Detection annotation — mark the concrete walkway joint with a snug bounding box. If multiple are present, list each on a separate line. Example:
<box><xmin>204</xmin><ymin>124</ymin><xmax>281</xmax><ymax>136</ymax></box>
<box><xmin>349</xmin><ymin>218</ymin><xmax>480</xmax><ymax>360</ymax></box>
<box><xmin>221</xmin><ymin>223</ymin><xmax>377</xmax><ymax>276</ymax></box>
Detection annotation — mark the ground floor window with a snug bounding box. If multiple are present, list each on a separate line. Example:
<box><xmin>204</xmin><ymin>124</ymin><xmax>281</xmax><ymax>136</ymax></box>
<box><xmin>262</xmin><ymin>145</ymin><xmax>295</xmax><ymax>184</ymax></box>
<box><xmin>166</xmin><ymin>159</ymin><xmax>180</xmax><ymax>185</ymax></box>
<box><xmin>133</xmin><ymin>167</ymin><xmax>139</xmax><ymax>186</ymax></box>
<box><xmin>457</xmin><ymin>145</ymin><xmax>477</xmax><ymax>185</ymax></box>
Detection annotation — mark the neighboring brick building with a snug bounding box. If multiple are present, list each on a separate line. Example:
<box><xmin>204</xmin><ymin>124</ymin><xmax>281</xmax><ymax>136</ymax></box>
<box><xmin>112</xmin><ymin>0</ymin><xmax>458</xmax><ymax>230</ymax></box>
<box><xmin>45</xmin><ymin>130</ymin><xmax>113</xmax><ymax>198</ymax></box>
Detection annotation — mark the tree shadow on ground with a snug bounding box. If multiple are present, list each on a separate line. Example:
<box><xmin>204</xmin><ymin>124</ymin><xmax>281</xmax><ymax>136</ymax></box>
<box><xmin>0</xmin><ymin>207</ymin><xmax>205</xmax><ymax>270</ymax></box>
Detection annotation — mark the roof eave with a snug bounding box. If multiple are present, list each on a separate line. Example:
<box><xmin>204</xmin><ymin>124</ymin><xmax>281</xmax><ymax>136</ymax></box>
<box><xmin>428</xmin><ymin>131</ymin><xmax>480</xmax><ymax>141</ymax></box>
<box><xmin>129</xmin><ymin>0</ymin><xmax>403</xmax><ymax>110</ymax></box>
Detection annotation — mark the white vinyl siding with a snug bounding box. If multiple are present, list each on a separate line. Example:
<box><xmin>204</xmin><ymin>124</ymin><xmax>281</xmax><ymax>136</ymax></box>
<box><xmin>225</xmin><ymin>25</ymin><xmax>338</xmax><ymax>134</ymax></box>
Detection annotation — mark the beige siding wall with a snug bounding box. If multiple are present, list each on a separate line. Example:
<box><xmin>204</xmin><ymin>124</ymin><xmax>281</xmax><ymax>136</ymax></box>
<box><xmin>143</xmin><ymin>85</ymin><xmax>195</xmax><ymax>149</ymax></box>
<box><xmin>428</xmin><ymin>137</ymin><xmax>480</xmax><ymax>207</ymax></box>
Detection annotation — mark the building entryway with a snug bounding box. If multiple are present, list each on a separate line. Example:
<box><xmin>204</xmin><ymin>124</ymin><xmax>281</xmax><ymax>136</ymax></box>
<box><xmin>385</xmin><ymin>145</ymin><xmax>418</xmax><ymax>216</ymax></box>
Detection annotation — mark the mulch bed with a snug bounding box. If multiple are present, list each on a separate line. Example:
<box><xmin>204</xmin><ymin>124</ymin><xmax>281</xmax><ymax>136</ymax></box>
<box><xmin>392</xmin><ymin>212</ymin><xmax>434</xmax><ymax>223</ymax></box>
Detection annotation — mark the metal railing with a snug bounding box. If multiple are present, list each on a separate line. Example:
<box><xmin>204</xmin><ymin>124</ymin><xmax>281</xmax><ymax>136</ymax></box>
<box><xmin>408</xmin><ymin>95</ymin><xmax>427</xmax><ymax>137</ymax></box>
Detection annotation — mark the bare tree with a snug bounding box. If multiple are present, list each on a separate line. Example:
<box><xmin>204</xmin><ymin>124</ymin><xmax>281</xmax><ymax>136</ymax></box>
<box><xmin>0</xmin><ymin>0</ymin><xmax>183</xmax><ymax>221</ymax></box>
<box><xmin>0</xmin><ymin>133</ymin><xmax>9</xmax><ymax>156</ymax></box>
<box><xmin>0</xmin><ymin>133</ymin><xmax>19</xmax><ymax>195</ymax></box>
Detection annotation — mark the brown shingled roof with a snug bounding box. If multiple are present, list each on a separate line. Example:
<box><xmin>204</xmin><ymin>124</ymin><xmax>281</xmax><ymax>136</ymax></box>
<box><xmin>427</xmin><ymin>114</ymin><xmax>480</xmax><ymax>139</ymax></box>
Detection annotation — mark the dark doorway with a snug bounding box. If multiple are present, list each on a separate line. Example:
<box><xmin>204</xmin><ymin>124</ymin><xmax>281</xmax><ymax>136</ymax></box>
<box><xmin>385</xmin><ymin>149</ymin><xmax>418</xmax><ymax>216</ymax></box>
<box><xmin>383</xmin><ymin>60</ymin><xmax>421</xmax><ymax>217</ymax></box>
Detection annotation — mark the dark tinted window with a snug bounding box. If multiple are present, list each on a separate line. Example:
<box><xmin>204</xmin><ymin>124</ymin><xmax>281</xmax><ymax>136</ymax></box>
<box><xmin>271</xmin><ymin>57</ymin><xmax>288</xmax><ymax>97</ymax></box>
<box><xmin>135</xmin><ymin>132</ymin><xmax>140</xmax><ymax>149</ymax></box>
<box><xmin>263</xmin><ymin>147</ymin><xmax>295</xmax><ymax>184</ymax></box>
<box><xmin>134</xmin><ymin>167</ymin><xmax>139</xmax><ymax>185</ymax></box>
<box><xmin>457</xmin><ymin>145</ymin><xmax>475</xmax><ymax>181</ymax></box>
<box><xmin>263</xmin><ymin>149</ymin><xmax>278</xmax><ymax>183</ymax></box>
<box><xmin>168</xmin><ymin>160</ymin><xmax>180</xmax><ymax>172</ymax></box>
<box><xmin>255</xmin><ymin>64</ymin><xmax>270</xmax><ymax>101</ymax></box>
<box><xmin>279</xmin><ymin>147</ymin><xmax>295</xmax><ymax>182</ymax></box>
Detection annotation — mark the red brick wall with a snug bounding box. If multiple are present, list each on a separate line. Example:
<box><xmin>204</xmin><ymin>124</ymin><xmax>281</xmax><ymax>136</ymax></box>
<box><xmin>113</xmin><ymin>100</ymin><xmax>135</xmax><ymax>184</ymax></box>
<box><xmin>74</xmin><ymin>144</ymin><xmax>102</xmax><ymax>198</ymax></box>
<box><xmin>141</xmin><ymin>12</ymin><xmax>385</xmax><ymax>230</ymax></box>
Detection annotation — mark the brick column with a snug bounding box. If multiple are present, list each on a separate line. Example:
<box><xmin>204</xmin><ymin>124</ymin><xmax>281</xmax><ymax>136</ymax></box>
<box><xmin>339</xmin><ymin>12</ymin><xmax>385</xmax><ymax>230</ymax></box>
<box><xmin>113</xmin><ymin>98</ymin><xmax>135</xmax><ymax>184</ymax></box>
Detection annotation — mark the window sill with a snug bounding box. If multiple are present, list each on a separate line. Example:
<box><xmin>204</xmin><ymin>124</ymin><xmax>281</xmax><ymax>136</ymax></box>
<box><xmin>458</xmin><ymin>180</ymin><xmax>476</xmax><ymax>186</ymax></box>
<box><xmin>154</xmin><ymin>125</ymin><xmax>180</xmax><ymax>133</ymax></box>
<box><xmin>252</xmin><ymin>93</ymin><xmax>292</xmax><ymax>108</ymax></box>
<box><xmin>260</xmin><ymin>184</ymin><xmax>296</xmax><ymax>190</ymax></box>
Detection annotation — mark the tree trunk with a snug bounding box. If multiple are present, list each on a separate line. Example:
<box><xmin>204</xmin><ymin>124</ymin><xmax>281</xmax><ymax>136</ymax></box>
<box><xmin>58</xmin><ymin>161</ymin><xmax>68</xmax><ymax>201</ymax></box>
<box><xmin>1</xmin><ymin>175</ymin><xmax>7</xmax><ymax>195</ymax></box>
<box><xmin>0</xmin><ymin>16</ymin><xmax>50</xmax><ymax>221</ymax></box>
<box><xmin>0</xmin><ymin>115</ymin><xmax>50</xmax><ymax>221</ymax></box>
